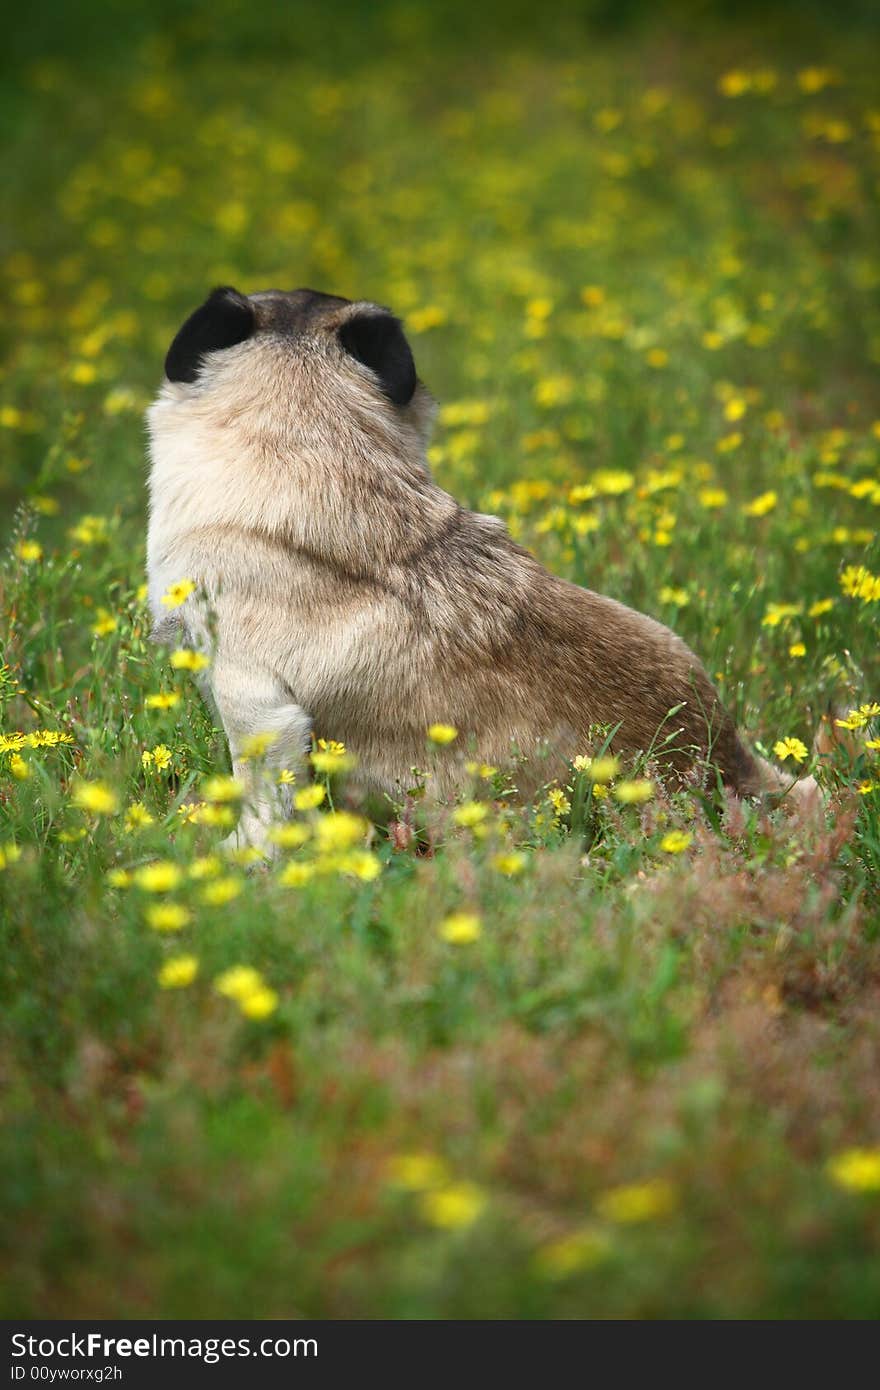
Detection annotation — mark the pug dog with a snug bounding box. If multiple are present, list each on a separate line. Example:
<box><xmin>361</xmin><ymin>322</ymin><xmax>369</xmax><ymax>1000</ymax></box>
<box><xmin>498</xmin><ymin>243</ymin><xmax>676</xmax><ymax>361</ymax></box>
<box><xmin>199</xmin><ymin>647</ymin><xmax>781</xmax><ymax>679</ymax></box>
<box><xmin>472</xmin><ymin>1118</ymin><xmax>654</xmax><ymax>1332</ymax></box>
<box><xmin>146</xmin><ymin>286</ymin><xmax>816</xmax><ymax>850</ymax></box>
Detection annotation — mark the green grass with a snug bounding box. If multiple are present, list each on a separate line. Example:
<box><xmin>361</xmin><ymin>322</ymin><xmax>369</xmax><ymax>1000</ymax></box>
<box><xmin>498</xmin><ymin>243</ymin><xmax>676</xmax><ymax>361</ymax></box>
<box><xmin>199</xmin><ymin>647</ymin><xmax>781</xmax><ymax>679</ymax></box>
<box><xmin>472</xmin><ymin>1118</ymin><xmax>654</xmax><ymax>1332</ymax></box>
<box><xmin>2</xmin><ymin>0</ymin><xmax>880</xmax><ymax>1319</ymax></box>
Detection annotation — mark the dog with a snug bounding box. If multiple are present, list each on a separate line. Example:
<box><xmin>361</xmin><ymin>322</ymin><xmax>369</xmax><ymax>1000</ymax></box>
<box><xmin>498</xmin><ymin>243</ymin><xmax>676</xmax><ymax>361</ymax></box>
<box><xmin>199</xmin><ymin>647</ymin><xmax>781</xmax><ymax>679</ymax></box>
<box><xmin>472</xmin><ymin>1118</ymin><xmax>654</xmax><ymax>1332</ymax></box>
<box><xmin>146</xmin><ymin>286</ymin><xmax>817</xmax><ymax>851</ymax></box>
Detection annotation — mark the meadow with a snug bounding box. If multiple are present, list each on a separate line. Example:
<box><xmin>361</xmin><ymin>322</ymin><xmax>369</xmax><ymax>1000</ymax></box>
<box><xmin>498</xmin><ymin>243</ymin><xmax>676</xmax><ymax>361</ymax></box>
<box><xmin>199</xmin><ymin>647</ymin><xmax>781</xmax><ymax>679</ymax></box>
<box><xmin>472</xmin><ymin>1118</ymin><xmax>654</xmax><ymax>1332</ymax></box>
<box><xmin>1</xmin><ymin>0</ymin><xmax>880</xmax><ymax>1318</ymax></box>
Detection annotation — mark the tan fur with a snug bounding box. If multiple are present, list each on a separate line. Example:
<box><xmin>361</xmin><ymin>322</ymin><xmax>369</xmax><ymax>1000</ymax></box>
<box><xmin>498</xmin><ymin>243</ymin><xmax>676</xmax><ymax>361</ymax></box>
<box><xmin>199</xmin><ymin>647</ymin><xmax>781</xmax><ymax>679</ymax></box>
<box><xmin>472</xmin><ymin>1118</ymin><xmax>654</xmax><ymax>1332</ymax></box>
<box><xmin>147</xmin><ymin>287</ymin><xmax>815</xmax><ymax>851</ymax></box>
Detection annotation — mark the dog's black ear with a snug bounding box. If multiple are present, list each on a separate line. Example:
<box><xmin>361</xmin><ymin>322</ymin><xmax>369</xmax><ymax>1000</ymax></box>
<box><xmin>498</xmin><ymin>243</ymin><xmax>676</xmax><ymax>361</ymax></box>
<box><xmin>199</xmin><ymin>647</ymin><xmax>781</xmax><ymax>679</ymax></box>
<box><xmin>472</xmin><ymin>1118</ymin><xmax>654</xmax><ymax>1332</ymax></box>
<box><xmin>338</xmin><ymin>310</ymin><xmax>417</xmax><ymax>405</ymax></box>
<box><xmin>164</xmin><ymin>287</ymin><xmax>255</xmax><ymax>383</ymax></box>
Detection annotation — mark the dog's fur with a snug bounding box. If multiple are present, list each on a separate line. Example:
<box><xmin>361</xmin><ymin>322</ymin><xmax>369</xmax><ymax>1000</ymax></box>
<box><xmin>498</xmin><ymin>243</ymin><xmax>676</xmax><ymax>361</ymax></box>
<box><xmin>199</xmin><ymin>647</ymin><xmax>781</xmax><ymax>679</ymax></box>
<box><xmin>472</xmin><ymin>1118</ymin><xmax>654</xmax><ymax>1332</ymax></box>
<box><xmin>147</xmin><ymin>286</ymin><xmax>815</xmax><ymax>850</ymax></box>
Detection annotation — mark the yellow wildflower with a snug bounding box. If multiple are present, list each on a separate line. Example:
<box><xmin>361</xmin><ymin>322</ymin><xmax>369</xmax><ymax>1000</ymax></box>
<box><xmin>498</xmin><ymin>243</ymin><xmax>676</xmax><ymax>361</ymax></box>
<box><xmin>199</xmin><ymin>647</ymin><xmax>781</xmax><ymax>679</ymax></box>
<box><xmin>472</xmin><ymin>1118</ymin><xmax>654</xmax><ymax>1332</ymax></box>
<box><xmin>201</xmin><ymin>775</ymin><xmax>244</xmax><ymax>802</ymax></box>
<box><xmin>134</xmin><ymin>860</ymin><xmax>183</xmax><ymax>892</ymax></box>
<box><xmin>293</xmin><ymin>783</ymin><xmax>326</xmax><ymax>810</ymax></box>
<box><xmin>267</xmin><ymin>822</ymin><xmax>311</xmax><ymax>848</ymax></box>
<box><xmin>160</xmin><ymin>579</ymin><xmax>196</xmax><ymax>608</ymax></box>
<box><xmin>386</xmin><ymin>1152</ymin><xmax>450</xmax><ymax>1190</ymax></box>
<box><xmin>427</xmin><ymin>723</ymin><xmax>458</xmax><ymax>745</ymax></box>
<box><xmin>826</xmin><ymin>1147</ymin><xmax>880</xmax><ymax>1193</ymax></box>
<box><xmin>215</xmin><ymin>965</ymin><xmax>264</xmax><ymax>1000</ymax></box>
<box><xmin>596</xmin><ymin>1178</ymin><xmax>678</xmax><ymax>1223</ymax></box>
<box><xmin>146</xmin><ymin>902</ymin><xmax>191</xmax><ymax>932</ymax></box>
<box><xmin>573</xmin><ymin>755</ymin><xmax>620</xmax><ymax>782</ymax></box>
<box><xmin>278</xmin><ymin>861</ymin><xmax>316</xmax><ymax>887</ymax></box>
<box><xmin>419</xmin><ymin>1181</ymin><xmax>486</xmax><ymax>1229</ymax></box>
<box><xmin>239</xmin><ymin>731</ymin><xmax>279</xmax><ymax>758</ymax></box>
<box><xmin>142</xmin><ymin>743</ymin><xmax>172</xmax><ymax>771</ymax></box>
<box><xmin>145</xmin><ymin>692</ymin><xmax>180</xmax><ymax>710</ymax></box>
<box><xmin>125</xmin><ymin>802</ymin><xmax>155</xmax><ymax>831</ymax></box>
<box><xmin>188</xmin><ymin>855</ymin><xmax>222</xmax><ymax>879</ymax></box>
<box><xmin>91</xmin><ymin>608</ymin><xmax>118</xmax><ymax>637</ymax></box>
<box><xmin>239</xmin><ymin>986</ymin><xmax>279</xmax><ymax>1019</ymax></box>
<box><xmin>71</xmin><ymin>780</ymin><xmax>119</xmax><ymax>815</ymax></box>
<box><xmin>452</xmin><ymin>801</ymin><xmax>488</xmax><ymax>827</ymax></box>
<box><xmin>170</xmin><ymin>648</ymin><xmax>209</xmax><ymax>671</ymax></box>
<box><xmin>16</xmin><ymin>540</ymin><xmax>43</xmax><ymax>562</ymax></box>
<box><xmin>534</xmin><ymin>1227</ymin><xmax>612</xmax><ymax>1279</ymax></box>
<box><xmin>614</xmin><ymin>779</ymin><xmax>654</xmax><ymax>804</ymax></box>
<box><xmin>200</xmin><ymin>877</ymin><xmax>243</xmax><ymax>906</ymax></box>
<box><xmin>744</xmin><ymin>490</ymin><xmax>777</xmax><ymax>516</ymax></box>
<box><xmin>491</xmin><ymin>852</ymin><xmax>526</xmax><ymax>875</ymax></box>
<box><xmin>659</xmin><ymin>830</ymin><xmax>693</xmax><ymax>853</ymax></box>
<box><xmin>158</xmin><ymin>955</ymin><xmax>199</xmax><ymax>989</ymax></box>
<box><xmin>773</xmin><ymin>737</ymin><xmax>809</xmax><ymax>763</ymax></box>
<box><xmin>439</xmin><ymin>912</ymin><xmax>482</xmax><ymax>944</ymax></box>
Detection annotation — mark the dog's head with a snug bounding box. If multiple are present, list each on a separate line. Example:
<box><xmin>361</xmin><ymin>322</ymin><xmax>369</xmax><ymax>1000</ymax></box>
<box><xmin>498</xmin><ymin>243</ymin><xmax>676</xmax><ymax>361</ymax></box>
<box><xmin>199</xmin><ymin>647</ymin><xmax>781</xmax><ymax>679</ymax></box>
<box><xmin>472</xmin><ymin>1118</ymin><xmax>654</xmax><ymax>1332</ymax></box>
<box><xmin>161</xmin><ymin>285</ymin><xmax>432</xmax><ymax>435</ymax></box>
<box><xmin>148</xmin><ymin>286</ymin><xmax>449</xmax><ymax>565</ymax></box>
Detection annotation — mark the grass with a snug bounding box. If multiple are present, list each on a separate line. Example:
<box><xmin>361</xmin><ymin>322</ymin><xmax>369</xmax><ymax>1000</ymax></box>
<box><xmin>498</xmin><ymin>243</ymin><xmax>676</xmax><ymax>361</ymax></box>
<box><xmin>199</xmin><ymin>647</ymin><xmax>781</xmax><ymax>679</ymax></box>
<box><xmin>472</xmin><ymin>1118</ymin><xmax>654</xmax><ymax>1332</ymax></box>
<box><xmin>2</xmin><ymin>0</ymin><xmax>880</xmax><ymax>1319</ymax></box>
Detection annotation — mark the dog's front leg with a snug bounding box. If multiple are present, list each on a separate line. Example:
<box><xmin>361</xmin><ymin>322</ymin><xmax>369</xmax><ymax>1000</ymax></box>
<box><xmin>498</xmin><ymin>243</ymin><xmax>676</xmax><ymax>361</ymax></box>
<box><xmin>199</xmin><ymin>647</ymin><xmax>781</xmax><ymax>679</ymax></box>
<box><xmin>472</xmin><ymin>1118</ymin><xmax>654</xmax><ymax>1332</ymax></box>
<box><xmin>208</xmin><ymin>655</ymin><xmax>312</xmax><ymax>858</ymax></box>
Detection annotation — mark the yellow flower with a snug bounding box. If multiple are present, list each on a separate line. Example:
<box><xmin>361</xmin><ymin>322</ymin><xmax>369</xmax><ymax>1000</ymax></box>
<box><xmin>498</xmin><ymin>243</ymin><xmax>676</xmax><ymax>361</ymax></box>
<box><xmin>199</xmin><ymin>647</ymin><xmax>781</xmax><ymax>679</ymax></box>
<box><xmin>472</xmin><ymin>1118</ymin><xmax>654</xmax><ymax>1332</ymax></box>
<box><xmin>723</xmin><ymin>397</ymin><xmax>747</xmax><ymax>421</ymax></box>
<box><xmin>277</xmin><ymin>768</ymin><xmax>297</xmax><ymax>784</ymax></box>
<box><xmin>718</xmin><ymin>69</ymin><xmax>751</xmax><ymax>97</ymax></box>
<box><xmin>659</xmin><ymin>586</ymin><xmax>689</xmax><ymax>607</ymax></box>
<box><xmin>107</xmin><ymin>867</ymin><xmax>132</xmax><ymax>888</ymax></box>
<box><xmin>9</xmin><ymin>754</ymin><xmax>30</xmax><ymax>780</ymax></box>
<box><xmin>189</xmin><ymin>855</ymin><xmax>221</xmax><ymax>879</ymax></box>
<box><xmin>548</xmin><ymin>787</ymin><xmax>571</xmax><ymax>816</ymax></box>
<box><xmin>142</xmin><ymin>743</ymin><xmax>172</xmax><ymax>771</ymax></box>
<box><xmin>146</xmin><ymin>902</ymin><xmax>191</xmax><ymax>932</ymax></box>
<box><xmin>797</xmin><ymin>66</ymin><xmax>833</xmax><ymax>94</ymax></box>
<box><xmin>744</xmin><ymin>490</ymin><xmax>777</xmax><ymax>516</ymax></box>
<box><xmin>310</xmin><ymin>748</ymin><xmax>357</xmax><ymax>774</ymax></box>
<box><xmin>826</xmin><ymin>1147</ymin><xmax>880</xmax><ymax>1193</ymax></box>
<box><xmin>465</xmin><ymin>761</ymin><xmax>497</xmax><ymax>778</ymax></box>
<box><xmin>698</xmin><ymin>486</ymin><xmax>728</xmax><ymax>508</ymax></box>
<box><xmin>645</xmin><ymin>347</ymin><xmax>668</xmax><ymax>369</ymax></box>
<box><xmin>789</xmin><ymin>642</ymin><xmax>806</xmax><ymax>658</ymax></box>
<box><xmin>160</xmin><ymin>579</ymin><xmax>196</xmax><ymax>608</ymax></box>
<box><xmin>0</xmin><ymin>843</ymin><xmax>22</xmax><ymax>871</ymax></box>
<box><xmin>595</xmin><ymin>1178</ymin><xmax>678</xmax><ymax>1223</ymax></box>
<box><xmin>278</xmin><ymin>861</ymin><xmax>316</xmax><ymax>887</ymax></box>
<box><xmin>239</xmin><ymin>731</ymin><xmax>279</xmax><ymax>758</ymax></box>
<box><xmin>419</xmin><ymin>1181</ymin><xmax>486</xmax><ymax>1229</ymax></box>
<box><xmin>16</xmin><ymin>540</ymin><xmax>43</xmax><ymax>562</ymax></box>
<box><xmin>491</xmin><ymin>852</ymin><xmax>526</xmax><ymax>876</ymax></box>
<box><xmin>68</xmin><ymin>515</ymin><xmax>109</xmax><ymax>546</ymax></box>
<box><xmin>201</xmin><ymin>775</ymin><xmax>244</xmax><ymax>802</ymax></box>
<box><xmin>427</xmin><ymin>723</ymin><xmax>458</xmax><ymax>745</ymax></box>
<box><xmin>773</xmin><ymin>737</ymin><xmax>809</xmax><ymax>763</ymax></box>
<box><xmin>534</xmin><ymin>1226</ymin><xmax>612</xmax><ymax>1279</ymax></box>
<box><xmin>125</xmin><ymin>802</ymin><xmax>155</xmax><ymax>831</ymax></box>
<box><xmin>439</xmin><ymin>911</ymin><xmax>482</xmax><ymax>944</ymax></box>
<box><xmin>239</xmin><ymin>986</ymin><xmax>279</xmax><ymax>1019</ymax></box>
<box><xmin>267</xmin><ymin>822</ymin><xmax>311</xmax><ymax>848</ymax></box>
<box><xmin>313</xmin><ymin>813</ymin><xmax>368</xmax><ymax>853</ymax></box>
<box><xmin>834</xmin><ymin>705</ymin><xmax>879</xmax><ymax>731</ymax></box>
<box><xmin>659</xmin><ymin>830</ymin><xmax>692</xmax><ymax>854</ymax></box>
<box><xmin>215</xmin><ymin>965</ymin><xmax>264</xmax><ymax>1000</ymax></box>
<box><xmin>408</xmin><ymin>305</ymin><xmax>447</xmax><ymax>333</ymax></box>
<box><xmin>614</xmin><ymin>779</ymin><xmax>654</xmax><ymax>804</ymax></box>
<box><xmin>452</xmin><ymin>800</ymin><xmax>488</xmax><ymax>827</ymax></box>
<box><xmin>293</xmin><ymin>783</ymin><xmax>326</xmax><ymax>810</ymax></box>
<box><xmin>91</xmin><ymin>608</ymin><xmax>118</xmax><ymax>637</ymax></box>
<box><xmin>200</xmin><ymin>876</ymin><xmax>243</xmax><ymax>906</ymax></box>
<box><xmin>145</xmin><ymin>692</ymin><xmax>180</xmax><ymax>710</ymax></box>
<box><xmin>573</xmin><ymin>754</ymin><xmax>620</xmax><ymax>783</ymax></box>
<box><xmin>170</xmin><ymin>648</ymin><xmax>209</xmax><ymax>671</ymax></box>
<box><xmin>386</xmin><ymin>1152</ymin><xmax>450</xmax><ymax>1190</ymax></box>
<box><xmin>134</xmin><ymin>860</ymin><xmax>183</xmax><ymax>892</ymax></box>
<box><xmin>332</xmin><ymin>849</ymin><xmax>382</xmax><ymax>881</ymax></box>
<box><xmin>71</xmin><ymin>780</ymin><xmax>119</xmax><ymax>815</ymax></box>
<box><xmin>158</xmin><ymin>955</ymin><xmax>199</xmax><ymax>989</ymax></box>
